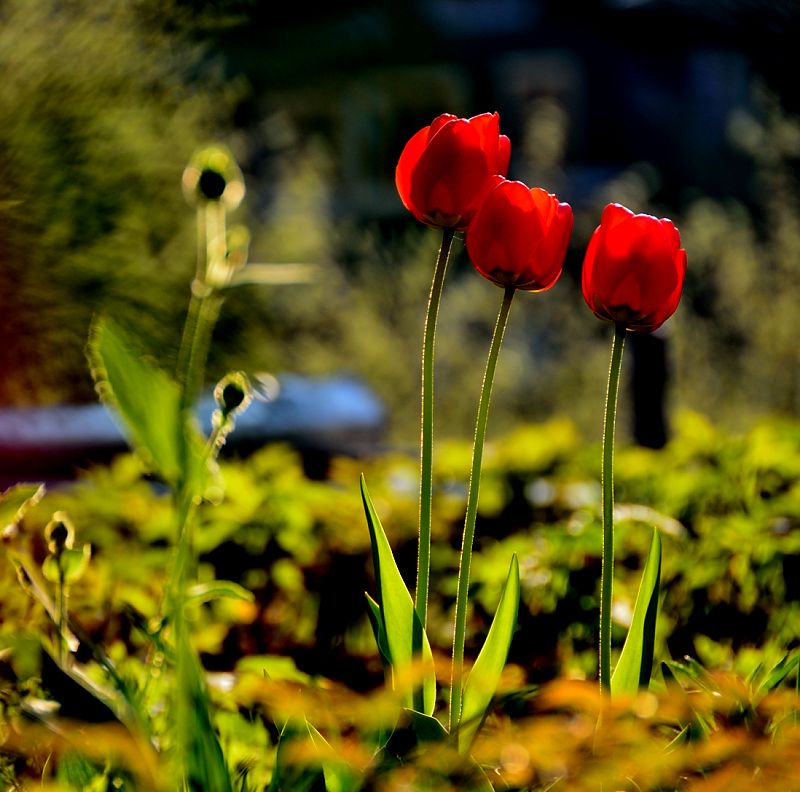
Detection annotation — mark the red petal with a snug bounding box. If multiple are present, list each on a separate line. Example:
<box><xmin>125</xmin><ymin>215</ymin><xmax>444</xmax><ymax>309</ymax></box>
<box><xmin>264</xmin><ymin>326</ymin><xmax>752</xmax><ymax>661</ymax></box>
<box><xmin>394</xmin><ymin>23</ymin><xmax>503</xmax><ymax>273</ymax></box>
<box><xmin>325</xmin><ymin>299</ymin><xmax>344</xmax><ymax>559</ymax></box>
<box><xmin>428</xmin><ymin>113</ymin><xmax>458</xmax><ymax>141</ymax></box>
<box><xmin>409</xmin><ymin>119</ymin><xmax>491</xmax><ymax>227</ymax></box>
<box><xmin>395</xmin><ymin>125</ymin><xmax>431</xmax><ymax>215</ymax></box>
<box><xmin>601</xmin><ymin>203</ymin><xmax>634</xmax><ymax>230</ymax></box>
<box><xmin>467</xmin><ymin>112</ymin><xmax>500</xmax><ymax>152</ymax></box>
<box><xmin>581</xmin><ymin>227</ymin><xmax>604</xmax><ymax>307</ymax></box>
<box><xmin>659</xmin><ymin>217</ymin><xmax>681</xmax><ymax>251</ymax></box>
<box><xmin>530</xmin><ymin>187</ymin><xmax>556</xmax><ymax>229</ymax></box>
<box><xmin>496</xmin><ymin>135</ymin><xmax>511</xmax><ymax>176</ymax></box>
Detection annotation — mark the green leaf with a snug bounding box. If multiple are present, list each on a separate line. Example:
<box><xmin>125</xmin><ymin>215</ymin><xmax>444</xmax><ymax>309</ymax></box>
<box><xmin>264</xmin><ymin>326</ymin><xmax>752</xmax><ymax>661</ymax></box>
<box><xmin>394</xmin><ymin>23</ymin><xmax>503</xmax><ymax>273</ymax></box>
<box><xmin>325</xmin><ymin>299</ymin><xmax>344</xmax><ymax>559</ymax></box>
<box><xmin>0</xmin><ymin>483</ymin><xmax>45</xmax><ymax>532</ymax></box>
<box><xmin>758</xmin><ymin>653</ymin><xmax>800</xmax><ymax>695</ymax></box>
<box><xmin>186</xmin><ymin>579</ymin><xmax>255</xmax><ymax>604</ymax></box>
<box><xmin>89</xmin><ymin>316</ymin><xmax>201</xmax><ymax>487</ymax></box>
<box><xmin>305</xmin><ymin>720</ymin><xmax>360</xmax><ymax>792</ymax></box>
<box><xmin>407</xmin><ymin>709</ymin><xmax>448</xmax><ymax>744</ymax></box>
<box><xmin>458</xmin><ymin>554</ymin><xmax>519</xmax><ymax>752</ymax></box>
<box><xmin>360</xmin><ymin>475</ymin><xmax>436</xmax><ymax>715</ymax></box>
<box><xmin>176</xmin><ymin>628</ymin><xmax>233</xmax><ymax>792</ymax></box>
<box><xmin>365</xmin><ymin>592</ymin><xmax>391</xmax><ymax>666</ymax></box>
<box><xmin>42</xmin><ymin>545</ymin><xmax>91</xmax><ymax>585</ymax></box>
<box><xmin>611</xmin><ymin>529</ymin><xmax>662</xmax><ymax>697</ymax></box>
<box><xmin>268</xmin><ymin>724</ymin><xmax>325</xmax><ymax>792</ymax></box>
<box><xmin>56</xmin><ymin>751</ymin><xmax>98</xmax><ymax>788</ymax></box>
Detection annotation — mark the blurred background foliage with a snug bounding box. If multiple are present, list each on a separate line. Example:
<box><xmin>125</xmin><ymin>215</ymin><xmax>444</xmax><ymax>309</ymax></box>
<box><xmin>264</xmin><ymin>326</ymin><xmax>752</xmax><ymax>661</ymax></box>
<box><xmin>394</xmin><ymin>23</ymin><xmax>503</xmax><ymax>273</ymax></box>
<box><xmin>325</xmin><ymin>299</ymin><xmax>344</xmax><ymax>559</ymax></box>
<box><xmin>0</xmin><ymin>0</ymin><xmax>236</xmax><ymax>405</ymax></box>
<box><xmin>6</xmin><ymin>410</ymin><xmax>800</xmax><ymax>695</ymax></box>
<box><xmin>0</xmin><ymin>0</ymin><xmax>799</xmax><ymax>447</ymax></box>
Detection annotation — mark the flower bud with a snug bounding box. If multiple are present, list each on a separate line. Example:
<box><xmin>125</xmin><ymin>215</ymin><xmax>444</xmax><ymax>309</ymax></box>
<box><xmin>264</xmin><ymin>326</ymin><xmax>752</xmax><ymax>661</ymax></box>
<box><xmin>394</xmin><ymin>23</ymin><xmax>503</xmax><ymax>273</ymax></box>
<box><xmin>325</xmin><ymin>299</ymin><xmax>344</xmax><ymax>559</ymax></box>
<box><xmin>582</xmin><ymin>204</ymin><xmax>686</xmax><ymax>332</ymax></box>
<box><xmin>214</xmin><ymin>371</ymin><xmax>252</xmax><ymax>418</ymax></box>
<box><xmin>45</xmin><ymin>511</ymin><xmax>75</xmax><ymax>555</ymax></box>
<box><xmin>466</xmin><ymin>177</ymin><xmax>572</xmax><ymax>292</ymax></box>
<box><xmin>395</xmin><ymin>112</ymin><xmax>510</xmax><ymax>230</ymax></box>
<box><xmin>182</xmin><ymin>145</ymin><xmax>245</xmax><ymax>210</ymax></box>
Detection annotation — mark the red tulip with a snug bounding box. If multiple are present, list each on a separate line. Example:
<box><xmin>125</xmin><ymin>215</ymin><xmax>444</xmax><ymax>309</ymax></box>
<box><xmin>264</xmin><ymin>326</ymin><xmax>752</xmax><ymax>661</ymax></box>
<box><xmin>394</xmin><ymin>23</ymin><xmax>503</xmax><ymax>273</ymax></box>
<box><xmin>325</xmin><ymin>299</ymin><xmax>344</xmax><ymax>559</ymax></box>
<box><xmin>466</xmin><ymin>177</ymin><xmax>573</xmax><ymax>291</ymax></box>
<box><xmin>395</xmin><ymin>112</ymin><xmax>511</xmax><ymax>231</ymax></box>
<box><xmin>582</xmin><ymin>204</ymin><xmax>687</xmax><ymax>332</ymax></box>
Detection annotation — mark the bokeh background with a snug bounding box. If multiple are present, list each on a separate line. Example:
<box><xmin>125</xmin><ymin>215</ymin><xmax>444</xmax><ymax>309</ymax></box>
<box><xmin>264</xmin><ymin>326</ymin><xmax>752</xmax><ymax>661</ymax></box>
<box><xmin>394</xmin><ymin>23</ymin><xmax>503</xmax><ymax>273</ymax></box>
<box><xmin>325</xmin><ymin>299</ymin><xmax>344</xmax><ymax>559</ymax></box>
<box><xmin>2</xmin><ymin>0</ymin><xmax>799</xmax><ymax>446</ymax></box>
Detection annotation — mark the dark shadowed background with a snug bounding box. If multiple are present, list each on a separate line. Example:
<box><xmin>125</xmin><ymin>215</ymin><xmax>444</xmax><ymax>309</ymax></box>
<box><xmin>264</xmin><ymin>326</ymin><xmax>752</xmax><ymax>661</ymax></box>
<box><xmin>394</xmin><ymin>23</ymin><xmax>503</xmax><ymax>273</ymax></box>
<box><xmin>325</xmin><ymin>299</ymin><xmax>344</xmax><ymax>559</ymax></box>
<box><xmin>1</xmin><ymin>0</ymin><xmax>799</xmax><ymax>446</ymax></box>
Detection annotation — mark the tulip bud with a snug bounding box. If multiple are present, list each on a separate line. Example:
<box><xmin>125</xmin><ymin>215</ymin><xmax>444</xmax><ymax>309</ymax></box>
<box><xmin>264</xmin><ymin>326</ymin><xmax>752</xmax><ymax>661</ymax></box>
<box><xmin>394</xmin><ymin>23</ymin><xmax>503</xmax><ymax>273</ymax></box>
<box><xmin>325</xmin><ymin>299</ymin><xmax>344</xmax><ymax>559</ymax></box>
<box><xmin>395</xmin><ymin>112</ymin><xmax>511</xmax><ymax>230</ymax></box>
<box><xmin>466</xmin><ymin>177</ymin><xmax>573</xmax><ymax>292</ymax></box>
<box><xmin>582</xmin><ymin>204</ymin><xmax>686</xmax><ymax>333</ymax></box>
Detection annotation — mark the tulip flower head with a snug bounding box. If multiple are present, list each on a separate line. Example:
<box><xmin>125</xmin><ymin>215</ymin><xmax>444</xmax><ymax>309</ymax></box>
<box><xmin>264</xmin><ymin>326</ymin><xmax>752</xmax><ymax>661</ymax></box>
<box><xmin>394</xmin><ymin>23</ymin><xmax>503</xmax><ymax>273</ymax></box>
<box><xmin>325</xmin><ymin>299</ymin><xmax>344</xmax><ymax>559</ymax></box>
<box><xmin>582</xmin><ymin>204</ymin><xmax>687</xmax><ymax>332</ymax></box>
<box><xmin>466</xmin><ymin>177</ymin><xmax>573</xmax><ymax>292</ymax></box>
<box><xmin>395</xmin><ymin>112</ymin><xmax>511</xmax><ymax>230</ymax></box>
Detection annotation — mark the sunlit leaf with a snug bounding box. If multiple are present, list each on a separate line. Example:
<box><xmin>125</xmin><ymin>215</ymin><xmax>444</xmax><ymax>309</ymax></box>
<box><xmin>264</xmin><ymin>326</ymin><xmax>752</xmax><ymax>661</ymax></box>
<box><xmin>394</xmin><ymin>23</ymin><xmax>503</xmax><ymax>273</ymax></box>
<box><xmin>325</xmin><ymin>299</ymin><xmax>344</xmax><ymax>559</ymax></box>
<box><xmin>267</xmin><ymin>723</ymin><xmax>325</xmax><ymax>792</ymax></box>
<box><xmin>186</xmin><ymin>579</ymin><xmax>255</xmax><ymax>604</ymax></box>
<box><xmin>56</xmin><ymin>751</ymin><xmax>103</xmax><ymax>788</ymax></box>
<box><xmin>226</xmin><ymin>263</ymin><xmax>317</xmax><ymax>287</ymax></box>
<box><xmin>611</xmin><ymin>529</ymin><xmax>661</xmax><ymax>697</ymax></box>
<box><xmin>305</xmin><ymin>720</ymin><xmax>360</xmax><ymax>792</ymax></box>
<box><xmin>407</xmin><ymin>709</ymin><xmax>448</xmax><ymax>744</ymax></box>
<box><xmin>42</xmin><ymin>545</ymin><xmax>91</xmax><ymax>585</ymax></box>
<box><xmin>757</xmin><ymin>653</ymin><xmax>800</xmax><ymax>695</ymax></box>
<box><xmin>365</xmin><ymin>592</ymin><xmax>391</xmax><ymax>666</ymax></box>
<box><xmin>0</xmin><ymin>483</ymin><xmax>45</xmax><ymax>533</ymax></box>
<box><xmin>360</xmin><ymin>474</ymin><xmax>435</xmax><ymax>715</ymax></box>
<box><xmin>459</xmin><ymin>554</ymin><xmax>519</xmax><ymax>752</ymax></box>
<box><xmin>89</xmin><ymin>316</ymin><xmax>206</xmax><ymax>490</ymax></box>
<box><xmin>176</xmin><ymin>627</ymin><xmax>233</xmax><ymax>792</ymax></box>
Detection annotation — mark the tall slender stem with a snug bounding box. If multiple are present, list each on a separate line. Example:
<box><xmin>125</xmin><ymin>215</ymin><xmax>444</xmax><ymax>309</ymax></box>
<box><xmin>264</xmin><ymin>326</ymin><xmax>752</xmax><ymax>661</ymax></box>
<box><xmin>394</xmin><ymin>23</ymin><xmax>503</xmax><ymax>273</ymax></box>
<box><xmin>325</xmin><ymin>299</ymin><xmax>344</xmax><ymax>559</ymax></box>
<box><xmin>57</xmin><ymin>567</ymin><xmax>65</xmax><ymax>666</ymax></box>
<box><xmin>416</xmin><ymin>228</ymin><xmax>455</xmax><ymax>629</ymax></box>
<box><xmin>169</xmin><ymin>201</ymin><xmax>227</xmax><ymax>784</ymax></box>
<box><xmin>600</xmin><ymin>321</ymin><xmax>626</xmax><ymax>692</ymax></box>
<box><xmin>449</xmin><ymin>286</ymin><xmax>515</xmax><ymax>733</ymax></box>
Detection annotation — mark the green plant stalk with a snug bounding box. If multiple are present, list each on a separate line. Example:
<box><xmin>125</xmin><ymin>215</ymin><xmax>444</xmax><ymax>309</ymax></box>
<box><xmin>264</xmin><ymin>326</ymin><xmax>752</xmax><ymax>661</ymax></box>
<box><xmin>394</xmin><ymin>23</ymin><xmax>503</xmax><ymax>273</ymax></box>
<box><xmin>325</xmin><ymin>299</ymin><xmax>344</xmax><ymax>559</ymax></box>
<box><xmin>449</xmin><ymin>285</ymin><xmax>515</xmax><ymax>734</ymax></box>
<box><xmin>57</xmin><ymin>564</ymin><xmax>66</xmax><ymax>666</ymax></box>
<box><xmin>600</xmin><ymin>321</ymin><xmax>626</xmax><ymax>692</ymax></box>
<box><xmin>170</xmin><ymin>200</ymin><xmax>228</xmax><ymax>783</ymax></box>
<box><xmin>416</xmin><ymin>228</ymin><xmax>455</xmax><ymax>631</ymax></box>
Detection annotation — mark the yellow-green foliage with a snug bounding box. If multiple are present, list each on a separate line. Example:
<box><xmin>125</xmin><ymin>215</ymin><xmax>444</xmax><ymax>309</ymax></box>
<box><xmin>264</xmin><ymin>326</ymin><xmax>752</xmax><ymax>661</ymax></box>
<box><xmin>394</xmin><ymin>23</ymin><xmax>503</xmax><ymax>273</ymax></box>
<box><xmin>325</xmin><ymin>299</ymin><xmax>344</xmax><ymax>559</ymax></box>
<box><xmin>5</xmin><ymin>412</ymin><xmax>800</xmax><ymax>788</ymax></box>
<box><xmin>0</xmin><ymin>0</ymin><xmax>235</xmax><ymax>405</ymax></box>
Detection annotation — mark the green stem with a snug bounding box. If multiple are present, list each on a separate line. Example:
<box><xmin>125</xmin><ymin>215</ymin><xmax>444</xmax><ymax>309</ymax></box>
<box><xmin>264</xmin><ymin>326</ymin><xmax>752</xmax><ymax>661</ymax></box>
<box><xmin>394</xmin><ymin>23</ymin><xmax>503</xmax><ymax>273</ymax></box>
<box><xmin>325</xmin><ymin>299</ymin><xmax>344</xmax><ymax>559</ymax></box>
<box><xmin>179</xmin><ymin>293</ymin><xmax>222</xmax><ymax>432</ymax></box>
<box><xmin>177</xmin><ymin>202</ymin><xmax>225</xmax><ymax>419</ymax></box>
<box><xmin>57</xmin><ymin>566</ymin><xmax>65</xmax><ymax>666</ymax></box>
<box><xmin>169</xmin><ymin>202</ymin><xmax>227</xmax><ymax>785</ymax></box>
<box><xmin>416</xmin><ymin>228</ymin><xmax>454</xmax><ymax>629</ymax></box>
<box><xmin>449</xmin><ymin>285</ymin><xmax>515</xmax><ymax>734</ymax></box>
<box><xmin>599</xmin><ymin>322</ymin><xmax>626</xmax><ymax>692</ymax></box>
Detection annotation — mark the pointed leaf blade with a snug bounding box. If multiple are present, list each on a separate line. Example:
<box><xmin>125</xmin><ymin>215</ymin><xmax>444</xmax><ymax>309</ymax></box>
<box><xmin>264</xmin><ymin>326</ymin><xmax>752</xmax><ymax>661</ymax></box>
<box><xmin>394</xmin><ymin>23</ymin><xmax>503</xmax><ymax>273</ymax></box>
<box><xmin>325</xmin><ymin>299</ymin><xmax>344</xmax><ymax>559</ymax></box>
<box><xmin>611</xmin><ymin>529</ymin><xmax>662</xmax><ymax>697</ymax></box>
<box><xmin>176</xmin><ymin>628</ymin><xmax>233</xmax><ymax>792</ymax></box>
<box><xmin>458</xmin><ymin>554</ymin><xmax>519</xmax><ymax>752</ymax></box>
<box><xmin>365</xmin><ymin>592</ymin><xmax>391</xmax><ymax>666</ymax></box>
<box><xmin>0</xmin><ymin>483</ymin><xmax>45</xmax><ymax>532</ymax></box>
<box><xmin>757</xmin><ymin>653</ymin><xmax>800</xmax><ymax>695</ymax></box>
<box><xmin>89</xmin><ymin>317</ymin><xmax>184</xmax><ymax>484</ymax></box>
<box><xmin>360</xmin><ymin>475</ymin><xmax>436</xmax><ymax>715</ymax></box>
<box><xmin>305</xmin><ymin>720</ymin><xmax>360</xmax><ymax>792</ymax></box>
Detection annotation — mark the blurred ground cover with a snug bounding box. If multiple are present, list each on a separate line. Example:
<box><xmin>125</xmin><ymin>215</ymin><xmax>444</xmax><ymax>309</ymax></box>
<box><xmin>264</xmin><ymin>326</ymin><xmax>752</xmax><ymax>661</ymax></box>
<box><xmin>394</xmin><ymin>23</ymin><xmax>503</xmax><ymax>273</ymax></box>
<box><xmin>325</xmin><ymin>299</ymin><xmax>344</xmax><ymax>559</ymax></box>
<box><xmin>4</xmin><ymin>410</ymin><xmax>800</xmax><ymax>691</ymax></box>
<box><xmin>3</xmin><ymin>410</ymin><xmax>800</xmax><ymax>787</ymax></box>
